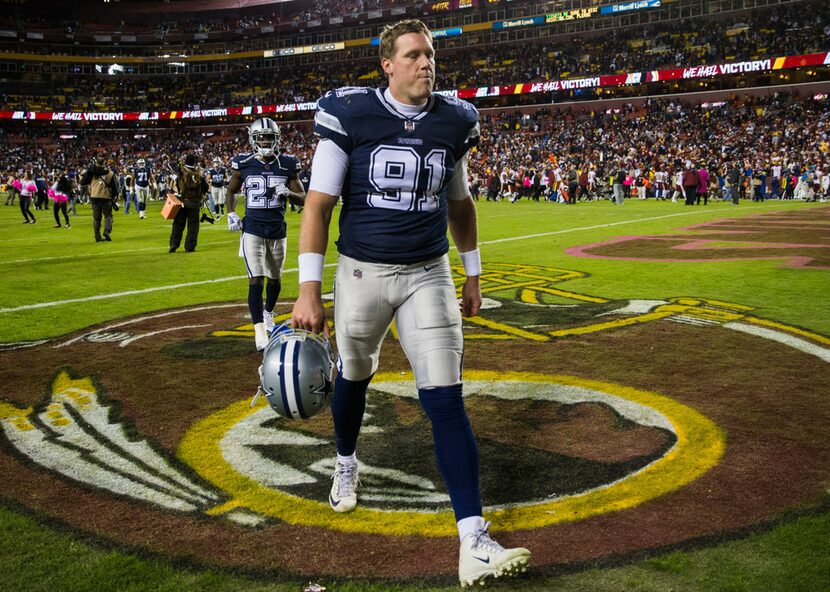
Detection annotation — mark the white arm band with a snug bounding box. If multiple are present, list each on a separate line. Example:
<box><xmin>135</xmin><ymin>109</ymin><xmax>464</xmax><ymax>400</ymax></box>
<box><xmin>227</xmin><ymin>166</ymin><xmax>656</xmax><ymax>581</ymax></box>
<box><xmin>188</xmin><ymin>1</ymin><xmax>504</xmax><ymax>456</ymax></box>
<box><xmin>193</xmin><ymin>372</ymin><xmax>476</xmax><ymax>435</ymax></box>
<box><xmin>459</xmin><ymin>248</ymin><xmax>482</xmax><ymax>277</ymax></box>
<box><xmin>298</xmin><ymin>252</ymin><xmax>325</xmax><ymax>284</ymax></box>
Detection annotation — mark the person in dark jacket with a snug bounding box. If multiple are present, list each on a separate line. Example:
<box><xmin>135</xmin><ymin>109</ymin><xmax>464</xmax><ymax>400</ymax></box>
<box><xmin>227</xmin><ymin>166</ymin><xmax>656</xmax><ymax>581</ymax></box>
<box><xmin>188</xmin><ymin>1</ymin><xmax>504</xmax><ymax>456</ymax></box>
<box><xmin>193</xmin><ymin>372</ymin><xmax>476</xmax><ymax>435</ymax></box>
<box><xmin>169</xmin><ymin>153</ymin><xmax>209</xmax><ymax>253</ymax></box>
<box><xmin>80</xmin><ymin>158</ymin><xmax>119</xmax><ymax>242</ymax></box>
<box><xmin>727</xmin><ymin>162</ymin><xmax>742</xmax><ymax>205</ymax></box>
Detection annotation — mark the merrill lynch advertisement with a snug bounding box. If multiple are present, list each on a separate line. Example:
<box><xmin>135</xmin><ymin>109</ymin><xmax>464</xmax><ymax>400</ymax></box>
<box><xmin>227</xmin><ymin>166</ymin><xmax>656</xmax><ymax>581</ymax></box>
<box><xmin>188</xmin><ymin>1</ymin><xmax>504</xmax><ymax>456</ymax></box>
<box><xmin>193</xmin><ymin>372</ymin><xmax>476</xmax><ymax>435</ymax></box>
<box><xmin>600</xmin><ymin>0</ymin><xmax>661</xmax><ymax>15</ymax></box>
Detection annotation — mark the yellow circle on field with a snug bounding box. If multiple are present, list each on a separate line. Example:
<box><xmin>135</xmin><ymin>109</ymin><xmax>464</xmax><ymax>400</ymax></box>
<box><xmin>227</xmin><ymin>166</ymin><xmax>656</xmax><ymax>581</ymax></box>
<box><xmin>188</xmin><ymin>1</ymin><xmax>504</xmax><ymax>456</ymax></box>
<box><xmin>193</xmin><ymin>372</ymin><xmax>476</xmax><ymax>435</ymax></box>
<box><xmin>179</xmin><ymin>371</ymin><xmax>725</xmax><ymax>536</ymax></box>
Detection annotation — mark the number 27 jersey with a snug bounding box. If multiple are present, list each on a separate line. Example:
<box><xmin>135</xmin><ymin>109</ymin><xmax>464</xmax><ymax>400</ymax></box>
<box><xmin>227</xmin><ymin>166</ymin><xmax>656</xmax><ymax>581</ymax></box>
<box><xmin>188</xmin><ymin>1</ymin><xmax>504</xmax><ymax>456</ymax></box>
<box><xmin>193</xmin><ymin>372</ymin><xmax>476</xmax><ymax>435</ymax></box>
<box><xmin>313</xmin><ymin>87</ymin><xmax>479</xmax><ymax>264</ymax></box>
<box><xmin>231</xmin><ymin>153</ymin><xmax>298</xmax><ymax>240</ymax></box>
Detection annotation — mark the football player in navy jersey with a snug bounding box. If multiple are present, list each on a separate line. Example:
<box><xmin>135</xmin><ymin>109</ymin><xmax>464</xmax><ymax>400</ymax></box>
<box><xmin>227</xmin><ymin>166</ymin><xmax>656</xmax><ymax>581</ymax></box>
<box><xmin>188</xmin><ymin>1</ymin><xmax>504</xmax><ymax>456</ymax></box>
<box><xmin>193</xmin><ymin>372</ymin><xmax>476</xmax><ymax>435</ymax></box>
<box><xmin>133</xmin><ymin>158</ymin><xmax>155</xmax><ymax>219</ymax></box>
<box><xmin>208</xmin><ymin>157</ymin><xmax>227</xmax><ymax>218</ymax></box>
<box><xmin>290</xmin><ymin>19</ymin><xmax>530</xmax><ymax>586</ymax></box>
<box><xmin>227</xmin><ymin>118</ymin><xmax>306</xmax><ymax>351</ymax></box>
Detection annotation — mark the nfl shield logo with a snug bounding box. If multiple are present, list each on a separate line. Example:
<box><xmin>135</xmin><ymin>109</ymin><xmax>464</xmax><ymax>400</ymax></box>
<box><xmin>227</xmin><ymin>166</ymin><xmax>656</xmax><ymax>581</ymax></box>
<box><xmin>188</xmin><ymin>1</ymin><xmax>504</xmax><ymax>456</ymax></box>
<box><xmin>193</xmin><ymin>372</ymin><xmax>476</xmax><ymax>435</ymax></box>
<box><xmin>353</xmin><ymin>269</ymin><xmax>363</xmax><ymax>279</ymax></box>
<box><xmin>404</xmin><ymin>120</ymin><xmax>415</xmax><ymax>132</ymax></box>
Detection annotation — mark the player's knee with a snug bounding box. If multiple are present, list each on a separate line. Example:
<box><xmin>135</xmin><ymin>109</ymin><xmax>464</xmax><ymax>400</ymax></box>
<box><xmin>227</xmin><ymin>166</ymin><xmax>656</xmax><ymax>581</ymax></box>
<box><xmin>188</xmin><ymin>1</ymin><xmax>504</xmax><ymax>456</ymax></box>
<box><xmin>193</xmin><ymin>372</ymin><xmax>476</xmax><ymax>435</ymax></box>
<box><xmin>338</xmin><ymin>357</ymin><xmax>376</xmax><ymax>382</ymax></box>
<box><xmin>249</xmin><ymin>276</ymin><xmax>264</xmax><ymax>286</ymax></box>
<box><xmin>413</xmin><ymin>348</ymin><xmax>462</xmax><ymax>389</ymax></box>
<box><xmin>418</xmin><ymin>384</ymin><xmax>469</xmax><ymax>432</ymax></box>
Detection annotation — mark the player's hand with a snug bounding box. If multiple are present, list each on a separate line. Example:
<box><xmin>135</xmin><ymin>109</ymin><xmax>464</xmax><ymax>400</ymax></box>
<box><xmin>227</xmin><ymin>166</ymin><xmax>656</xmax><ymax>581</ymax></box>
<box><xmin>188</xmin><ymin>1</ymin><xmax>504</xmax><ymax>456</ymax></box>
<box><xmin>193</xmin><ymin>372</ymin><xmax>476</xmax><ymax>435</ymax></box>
<box><xmin>460</xmin><ymin>275</ymin><xmax>482</xmax><ymax>318</ymax></box>
<box><xmin>227</xmin><ymin>212</ymin><xmax>242</xmax><ymax>232</ymax></box>
<box><xmin>274</xmin><ymin>184</ymin><xmax>291</xmax><ymax>199</ymax></box>
<box><xmin>291</xmin><ymin>284</ymin><xmax>330</xmax><ymax>337</ymax></box>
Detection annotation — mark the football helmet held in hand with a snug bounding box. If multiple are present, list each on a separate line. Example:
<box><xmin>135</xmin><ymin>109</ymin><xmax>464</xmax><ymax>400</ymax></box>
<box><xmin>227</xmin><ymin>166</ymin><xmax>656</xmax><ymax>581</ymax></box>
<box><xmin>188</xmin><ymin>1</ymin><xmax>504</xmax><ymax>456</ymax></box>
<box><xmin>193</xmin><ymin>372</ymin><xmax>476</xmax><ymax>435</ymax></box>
<box><xmin>249</xmin><ymin>118</ymin><xmax>281</xmax><ymax>159</ymax></box>
<box><xmin>259</xmin><ymin>323</ymin><xmax>334</xmax><ymax>420</ymax></box>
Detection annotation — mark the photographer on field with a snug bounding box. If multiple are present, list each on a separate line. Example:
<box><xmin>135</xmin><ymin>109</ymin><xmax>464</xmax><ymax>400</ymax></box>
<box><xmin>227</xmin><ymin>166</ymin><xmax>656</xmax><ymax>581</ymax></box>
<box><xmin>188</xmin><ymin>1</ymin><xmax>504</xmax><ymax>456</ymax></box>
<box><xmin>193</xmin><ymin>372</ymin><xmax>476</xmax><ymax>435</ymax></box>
<box><xmin>169</xmin><ymin>153</ymin><xmax>209</xmax><ymax>253</ymax></box>
<box><xmin>80</xmin><ymin>158</ymin><xmax>119</xmax><ymax>242</ymax></box>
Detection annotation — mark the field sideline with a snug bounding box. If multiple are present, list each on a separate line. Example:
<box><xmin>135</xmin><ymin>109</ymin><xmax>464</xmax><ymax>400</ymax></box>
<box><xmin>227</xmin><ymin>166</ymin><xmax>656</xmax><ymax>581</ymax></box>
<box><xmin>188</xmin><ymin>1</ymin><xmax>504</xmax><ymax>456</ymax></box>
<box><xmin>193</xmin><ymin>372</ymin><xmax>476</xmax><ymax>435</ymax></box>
<box><xmin>0</xmin><ymin>196</ymin><xmax>828</xmax><ymax>591</ymax></box>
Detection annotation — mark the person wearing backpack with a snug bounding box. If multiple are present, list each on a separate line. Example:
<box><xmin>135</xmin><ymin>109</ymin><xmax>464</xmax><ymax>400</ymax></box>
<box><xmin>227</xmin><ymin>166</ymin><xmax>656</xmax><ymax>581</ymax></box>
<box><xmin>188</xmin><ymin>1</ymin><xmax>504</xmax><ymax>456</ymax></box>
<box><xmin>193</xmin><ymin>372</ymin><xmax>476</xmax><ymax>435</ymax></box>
<box><xmin>80</xmin><ymin>158</ymin><xmax>118</xmax><ymax>241</ymax></box>
<box><xmin>169</xmin><ymin>153</ymin><xmax>209</xmax><ymax>253</ymax></box>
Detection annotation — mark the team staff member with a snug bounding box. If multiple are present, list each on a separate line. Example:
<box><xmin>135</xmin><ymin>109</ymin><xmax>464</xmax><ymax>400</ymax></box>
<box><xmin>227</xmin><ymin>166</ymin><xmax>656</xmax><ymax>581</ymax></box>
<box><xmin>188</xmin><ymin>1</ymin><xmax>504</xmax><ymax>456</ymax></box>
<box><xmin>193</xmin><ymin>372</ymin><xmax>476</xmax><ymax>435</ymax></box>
<box><xmin>291</xmin><ymin>19</ymin><xmax>530</xmax><ymax>587</ymax></box>
<box><xmin>81</xmin><ymin>158</ymin><xmax>118</xmax><ymax>241</ymax></box>
<box><xmin>227</xmin><ymin>118</ymin><xmax>306</xmax><ymax>351</ymax></box>
<box><xmin>81</xmin><ymin>158</ymin><xmax>118</xmax><ymax>243</ymax></box>
<box><xmin>169</xmin><ymin>154</ymin><xmax>208</xmax><ymax>253</ymax></box>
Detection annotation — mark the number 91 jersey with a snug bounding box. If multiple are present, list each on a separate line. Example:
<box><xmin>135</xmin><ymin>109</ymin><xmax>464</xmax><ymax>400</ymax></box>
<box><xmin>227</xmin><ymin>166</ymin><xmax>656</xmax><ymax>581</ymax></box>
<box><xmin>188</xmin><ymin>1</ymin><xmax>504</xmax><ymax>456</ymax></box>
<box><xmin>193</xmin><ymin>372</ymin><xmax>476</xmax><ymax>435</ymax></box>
<box><xmin>313</xmin><ymin>87</ymin><xmax>480</xmax><ymax>264</ymax></box>
<box><xmin>231</xmin><ymin>153</ymin><xmax>298</xmax><ymax>239</ymax></box>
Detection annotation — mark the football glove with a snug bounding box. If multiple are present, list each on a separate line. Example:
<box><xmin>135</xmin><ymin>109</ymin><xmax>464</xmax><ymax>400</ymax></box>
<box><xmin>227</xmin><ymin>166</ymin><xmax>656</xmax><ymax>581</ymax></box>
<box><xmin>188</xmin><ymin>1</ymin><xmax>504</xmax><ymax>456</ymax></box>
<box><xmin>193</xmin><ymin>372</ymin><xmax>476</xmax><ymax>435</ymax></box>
<box><xmin>227</xmin><ymin>212</ymin><xmax>243</xmax><ymax>232</ymax></box>
<box><xmin>274</xmin><ymin>184</ymin><xmax>291</xmax><ymax>199</ymax></box>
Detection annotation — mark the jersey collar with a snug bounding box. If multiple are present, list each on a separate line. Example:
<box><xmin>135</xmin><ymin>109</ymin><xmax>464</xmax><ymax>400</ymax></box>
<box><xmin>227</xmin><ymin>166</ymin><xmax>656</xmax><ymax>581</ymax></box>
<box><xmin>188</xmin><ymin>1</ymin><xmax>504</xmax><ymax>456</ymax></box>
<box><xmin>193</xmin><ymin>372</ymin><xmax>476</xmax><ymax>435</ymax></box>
<box><xmin>375</xmin><ymin>87</ymin><xmax>434</xmax><ymax>121</ymax></box>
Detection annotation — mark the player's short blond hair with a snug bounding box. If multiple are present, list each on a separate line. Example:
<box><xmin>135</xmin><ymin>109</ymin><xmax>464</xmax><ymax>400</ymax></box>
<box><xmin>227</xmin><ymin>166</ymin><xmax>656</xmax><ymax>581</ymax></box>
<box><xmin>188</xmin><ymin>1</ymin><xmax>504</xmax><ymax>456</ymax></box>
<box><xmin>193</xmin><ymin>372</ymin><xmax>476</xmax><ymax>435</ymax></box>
<box><xmin>378</xmin><ymin>19</ymin><xmax>433</xmax><ymax>62</ymax></box>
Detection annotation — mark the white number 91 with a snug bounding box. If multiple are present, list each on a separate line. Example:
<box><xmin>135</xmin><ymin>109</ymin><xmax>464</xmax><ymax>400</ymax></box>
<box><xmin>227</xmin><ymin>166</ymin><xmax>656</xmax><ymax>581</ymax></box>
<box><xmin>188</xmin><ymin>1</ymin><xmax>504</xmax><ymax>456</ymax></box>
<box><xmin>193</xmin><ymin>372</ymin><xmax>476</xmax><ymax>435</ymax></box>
<box><xmin>368</xmin><ymin>146</ymin><xmax>447</xmax><ymax>212</ymax></box>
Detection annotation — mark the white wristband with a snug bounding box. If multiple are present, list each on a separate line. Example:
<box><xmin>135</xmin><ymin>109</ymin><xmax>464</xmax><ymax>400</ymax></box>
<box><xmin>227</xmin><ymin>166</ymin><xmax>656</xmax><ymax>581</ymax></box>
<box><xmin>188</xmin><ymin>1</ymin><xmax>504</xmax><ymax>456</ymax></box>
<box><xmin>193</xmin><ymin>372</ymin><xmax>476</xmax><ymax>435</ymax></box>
<box><xmin>459</xmin><ymin>248</ymin><xmax>482</xmax><ymax>277</ymax></box>
<box><xmin>298</xmin><ymin>252</ymin><xmax>325</xmax><ymax>284</ymax></box>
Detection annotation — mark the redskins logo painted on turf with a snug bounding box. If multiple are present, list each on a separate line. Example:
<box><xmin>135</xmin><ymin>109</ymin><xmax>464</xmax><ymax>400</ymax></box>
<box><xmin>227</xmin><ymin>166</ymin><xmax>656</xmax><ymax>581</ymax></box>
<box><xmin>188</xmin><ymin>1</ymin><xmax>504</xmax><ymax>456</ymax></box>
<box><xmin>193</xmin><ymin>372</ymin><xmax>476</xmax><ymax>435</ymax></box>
<box><xmin>178</xmin><ymin>371</ymin><xmax>724</xmax><ymax>536</ymax></box>
<box><xmin>0</xmin><ymin>264</ymin><xmax>828</xmax><ymax>577</ymax></box>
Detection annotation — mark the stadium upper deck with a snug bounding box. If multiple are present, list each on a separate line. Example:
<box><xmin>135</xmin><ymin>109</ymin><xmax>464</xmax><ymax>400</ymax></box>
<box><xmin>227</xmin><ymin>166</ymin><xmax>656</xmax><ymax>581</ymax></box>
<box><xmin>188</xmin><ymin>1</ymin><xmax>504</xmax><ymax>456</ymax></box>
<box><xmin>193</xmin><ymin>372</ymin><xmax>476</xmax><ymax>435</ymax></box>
<box><xmin>0</xmin><ymin>0</ymin><xmax>826</xmax><ymax>125</ymax></box>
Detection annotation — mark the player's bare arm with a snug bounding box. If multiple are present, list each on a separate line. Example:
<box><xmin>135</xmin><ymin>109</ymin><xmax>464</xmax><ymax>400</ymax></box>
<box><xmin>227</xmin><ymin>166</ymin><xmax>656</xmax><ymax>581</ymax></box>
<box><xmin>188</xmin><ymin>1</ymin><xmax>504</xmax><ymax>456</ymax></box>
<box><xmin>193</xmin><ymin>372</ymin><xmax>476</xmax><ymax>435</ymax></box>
<box><xmin>448</xmin><ymin>195</ymin><xmax>482</xmax><ymax>318</ymax></box>
<box><xmin>225</xmin><ymin>169</ymin><xmax>242</xmax><ymax>213</ymax></box>
<box><xmin>284</xmin><ymin>177</ymin><xmax>306</xmax><ymax>208</ymax></box>
<box><xmin>291</xmin><ymin>189</ymin><xmax>338</xmax><ymax>335</ymax></box>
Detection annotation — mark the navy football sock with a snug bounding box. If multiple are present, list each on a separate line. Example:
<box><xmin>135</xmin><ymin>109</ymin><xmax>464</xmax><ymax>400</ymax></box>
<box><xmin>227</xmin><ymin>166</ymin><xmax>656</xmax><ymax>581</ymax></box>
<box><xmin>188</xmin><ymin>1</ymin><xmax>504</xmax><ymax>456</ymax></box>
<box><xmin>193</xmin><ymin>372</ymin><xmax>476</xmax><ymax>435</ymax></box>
<box><xmin>248</xmin><ymin>283</ymin><xmax>264</xmax><ymax>324</ymax></box>
<box><xmin>331</xmin><ymin>374</ymin><xmax>371</xmax><ymax>456</ymax></box>
<box><xmin>419</xmin><ymin>384</ymin><xmax>482</xmax><ymax>522</ymax></box>
<box><xmin>265</xmin><ymin>279</ymin><xmax>281</xmax><ymax>313</ymax></box>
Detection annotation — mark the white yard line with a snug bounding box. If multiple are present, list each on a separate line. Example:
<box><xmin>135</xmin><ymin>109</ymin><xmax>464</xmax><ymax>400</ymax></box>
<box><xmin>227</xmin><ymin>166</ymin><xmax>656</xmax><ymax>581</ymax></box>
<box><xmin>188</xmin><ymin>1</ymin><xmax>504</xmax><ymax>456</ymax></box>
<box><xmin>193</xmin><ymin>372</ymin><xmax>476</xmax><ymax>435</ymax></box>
<box><xmin>0</xmin><ymin>204</ymin><xmax>776</xmax><ymax>314</ymax></box>
<box><xmin>0</xmin><ymin>237</ymin><xmax>240</xmax><ymax>265</ymax></box>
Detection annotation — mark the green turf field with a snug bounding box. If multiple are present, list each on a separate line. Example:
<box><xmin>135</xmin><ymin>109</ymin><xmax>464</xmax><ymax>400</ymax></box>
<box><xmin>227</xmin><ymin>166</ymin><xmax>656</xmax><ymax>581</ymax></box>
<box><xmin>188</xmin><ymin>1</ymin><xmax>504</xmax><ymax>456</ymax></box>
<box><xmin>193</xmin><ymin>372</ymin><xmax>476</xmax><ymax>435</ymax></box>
<box><xmin>0</xmin><ymin>196</ymin><xmax>828</xmax><ymax>591</ymax></box>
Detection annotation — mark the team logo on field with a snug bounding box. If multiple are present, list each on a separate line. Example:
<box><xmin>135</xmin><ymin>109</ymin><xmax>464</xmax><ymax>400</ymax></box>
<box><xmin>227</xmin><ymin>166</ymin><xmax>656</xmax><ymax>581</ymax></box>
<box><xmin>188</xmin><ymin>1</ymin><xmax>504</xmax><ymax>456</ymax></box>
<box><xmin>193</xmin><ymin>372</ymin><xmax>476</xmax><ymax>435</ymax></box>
<box><xmin>0</xmin><ymin>263</ymin><xmax>827</xmax><ymax>578</ymax></box>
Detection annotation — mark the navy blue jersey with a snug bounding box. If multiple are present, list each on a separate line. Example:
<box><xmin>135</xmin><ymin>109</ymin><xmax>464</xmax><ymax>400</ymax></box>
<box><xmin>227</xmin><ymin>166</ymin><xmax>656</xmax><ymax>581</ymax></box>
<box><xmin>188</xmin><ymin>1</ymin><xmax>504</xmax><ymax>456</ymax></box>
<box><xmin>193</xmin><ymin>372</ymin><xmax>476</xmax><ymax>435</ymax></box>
<box><xmin>208</xmin><ymin>167</ymin><xmax>226</xmax><ymax>188</ymax></box>
<box><xmin>299</xmin><ymin>169</ymin><xmax>311</xmax><ymax>189</ymax></box>
<box><xmin>313</xmin><ymin>87</ymin><xmax>479</xmax><ymax>264</ymax></box>
<box><xmin>133</xmin><ymin>166</ymin><xmax>151</xmax><ymax>187</ymax></box>
<box><xmin>231</xmin><ymin>152</ymin><xmax>298</xmax><ymax>240</ymax></box>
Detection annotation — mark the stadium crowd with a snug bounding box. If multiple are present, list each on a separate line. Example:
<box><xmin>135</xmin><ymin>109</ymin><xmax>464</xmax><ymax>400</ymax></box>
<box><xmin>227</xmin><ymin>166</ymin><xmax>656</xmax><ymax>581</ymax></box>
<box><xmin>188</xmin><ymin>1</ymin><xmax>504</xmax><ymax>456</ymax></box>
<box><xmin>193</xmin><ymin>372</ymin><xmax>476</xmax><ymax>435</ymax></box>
<box><xmin>1</xmin><ymin>3</ymin><xmax>827</xmax><ymax>113</ymax></box>
<box><xmin>3</xmin><ymin>91</ymin><xmax>830</xmax><ymax>226</ymax></box>
<box><xmin>1</xmin><ymin>0</ymin><xmax>411</xmax><ymax>40</ymax></box>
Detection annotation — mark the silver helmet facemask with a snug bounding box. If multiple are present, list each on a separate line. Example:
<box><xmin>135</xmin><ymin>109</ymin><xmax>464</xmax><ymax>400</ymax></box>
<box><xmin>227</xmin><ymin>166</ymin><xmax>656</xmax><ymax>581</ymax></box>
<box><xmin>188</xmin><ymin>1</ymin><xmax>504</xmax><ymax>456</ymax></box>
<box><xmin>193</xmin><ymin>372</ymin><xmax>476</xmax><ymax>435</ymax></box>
<box><xmin>249</xmin><ymin>118</ymin><xmax>281</xmax><ymax>158</ymax></box>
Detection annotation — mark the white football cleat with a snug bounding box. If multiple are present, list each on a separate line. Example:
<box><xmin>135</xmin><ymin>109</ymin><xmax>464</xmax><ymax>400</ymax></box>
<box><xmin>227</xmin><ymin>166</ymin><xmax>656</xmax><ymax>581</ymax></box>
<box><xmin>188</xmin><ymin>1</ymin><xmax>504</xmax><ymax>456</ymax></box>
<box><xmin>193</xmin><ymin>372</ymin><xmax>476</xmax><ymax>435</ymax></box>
<box><xmin>329</xmin><ymin>461</ymin><xmax>358</xmax><ymax>513</ymax></box>
<box><xmin>263</xmin><ymin>310</ymin><xmax>275</xmax><ymax>335</ymax></box>
<box><xmin>459</xmin><ymin>521</ymin><xmax>530</xmax><ymax>587</ymax></box>
<box><xmin>254</xmin><ymin>322</ymin><xmax>269</xmax><ymax>351</ymax></box>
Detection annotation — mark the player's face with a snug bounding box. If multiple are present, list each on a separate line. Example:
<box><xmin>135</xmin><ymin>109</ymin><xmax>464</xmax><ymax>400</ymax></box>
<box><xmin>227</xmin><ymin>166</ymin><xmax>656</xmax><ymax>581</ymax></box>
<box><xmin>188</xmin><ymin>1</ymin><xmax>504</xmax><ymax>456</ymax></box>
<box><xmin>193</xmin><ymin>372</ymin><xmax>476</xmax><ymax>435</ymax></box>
<box><xmin>384</xmin><ymin>32</ymin><xmax>435</xmax><ymax>105</ymax></box>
